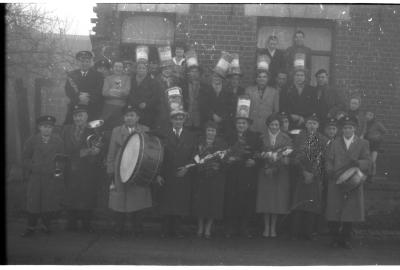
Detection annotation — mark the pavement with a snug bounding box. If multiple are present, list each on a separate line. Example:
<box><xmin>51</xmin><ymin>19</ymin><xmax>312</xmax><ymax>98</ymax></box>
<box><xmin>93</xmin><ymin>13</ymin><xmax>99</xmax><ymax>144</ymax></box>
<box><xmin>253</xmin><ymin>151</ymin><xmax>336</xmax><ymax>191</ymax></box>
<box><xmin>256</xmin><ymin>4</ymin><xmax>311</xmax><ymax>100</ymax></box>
<box><xmin>6</xmin><ymin>217</ymin><xmax>400</xmax><ymax>265</ymax></box>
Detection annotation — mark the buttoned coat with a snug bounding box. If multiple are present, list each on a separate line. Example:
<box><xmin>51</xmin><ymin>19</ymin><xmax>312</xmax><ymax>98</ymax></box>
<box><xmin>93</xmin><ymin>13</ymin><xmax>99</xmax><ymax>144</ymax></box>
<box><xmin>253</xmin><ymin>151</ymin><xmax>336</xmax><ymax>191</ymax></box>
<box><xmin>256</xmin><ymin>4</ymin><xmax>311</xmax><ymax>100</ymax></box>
<box><xmin>107</xmin><ymin>124</ymin><xmax>152</xmax><ymax>213</ymax></box>
<box><xmin>245</xmin><ymin>85</ymin><xmax>279</xmax><ymax>134</ymax></box>
<box><xmin>157</xmin><ymin>126</ymin><xmax>198</xmax><ymax>216</ymax></box>
<box><xmin>325</xmin><ymin>136</ymin><xmax>371</xmax><ymax>222</ymax></box>
<box><xmin>22</xmin><ymin>134</ymin><xmax>65</xmax><ymax>213</ymax></box>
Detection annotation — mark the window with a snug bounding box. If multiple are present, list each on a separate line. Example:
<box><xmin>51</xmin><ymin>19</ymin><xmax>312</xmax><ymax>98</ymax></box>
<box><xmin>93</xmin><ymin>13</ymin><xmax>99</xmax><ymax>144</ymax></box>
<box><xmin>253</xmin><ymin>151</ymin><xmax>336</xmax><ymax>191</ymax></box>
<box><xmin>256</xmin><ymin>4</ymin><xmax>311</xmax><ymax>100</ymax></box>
<box><xmin>257</xmin><ymin>18</ymin><xmax>334</xmax><ymax>85</ymax></box>
<box><xmin>120</xmin><ymin>13</ymin><xmax>175</xmax><ymax>62</ymax></box>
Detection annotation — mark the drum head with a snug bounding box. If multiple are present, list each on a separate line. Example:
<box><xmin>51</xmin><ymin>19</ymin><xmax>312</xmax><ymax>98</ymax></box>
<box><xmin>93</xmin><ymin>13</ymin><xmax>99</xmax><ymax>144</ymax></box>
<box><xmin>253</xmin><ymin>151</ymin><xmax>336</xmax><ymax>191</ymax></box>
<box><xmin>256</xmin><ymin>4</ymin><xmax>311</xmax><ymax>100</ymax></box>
<box><xmin>119</xmin><ymin>133</ymin><xmax>141</xmax><ymax>183</ymax></box>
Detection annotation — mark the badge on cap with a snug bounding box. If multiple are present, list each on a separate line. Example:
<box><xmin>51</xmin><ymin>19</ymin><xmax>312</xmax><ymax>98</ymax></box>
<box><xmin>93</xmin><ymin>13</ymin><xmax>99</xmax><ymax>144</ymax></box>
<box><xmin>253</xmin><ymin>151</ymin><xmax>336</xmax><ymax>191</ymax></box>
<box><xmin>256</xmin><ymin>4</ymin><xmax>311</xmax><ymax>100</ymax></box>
<box><xmin>158</xmin><ymin>46</ymin><xmax>174</xmax><ymax>67</ymax></box>
<box><xmin>294</xmin><ymin>53</ymin><xmax>306</xmax><ymax>68</ymax></box>
<box><xmin>236</xmin><ymin>95</ymin><xmax>251</xmax><ymax>120</ymax></box>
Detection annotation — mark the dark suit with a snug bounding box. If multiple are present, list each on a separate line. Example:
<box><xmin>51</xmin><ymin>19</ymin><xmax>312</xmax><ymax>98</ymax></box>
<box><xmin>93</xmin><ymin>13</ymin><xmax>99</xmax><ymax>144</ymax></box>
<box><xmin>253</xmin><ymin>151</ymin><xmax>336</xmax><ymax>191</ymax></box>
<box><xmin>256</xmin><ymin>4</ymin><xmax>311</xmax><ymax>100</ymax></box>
<box><xmin>129</xmin><ymin>75</ymin><xmax>160</xmax><ymax>129</ymax></box>
<box><xmin>156</xmin><ymin>126</ymin><xmax>197</xmax><ymax>235</ymax></box>
<box><xmin>286</xmin><ymin>84</ymin><xmax>318</xmax><ymax>129</ymax></box>
<box><xmin>64</xmin><ymin>68</ymin><xmax>104</xmax><ymax>124</ymax></box>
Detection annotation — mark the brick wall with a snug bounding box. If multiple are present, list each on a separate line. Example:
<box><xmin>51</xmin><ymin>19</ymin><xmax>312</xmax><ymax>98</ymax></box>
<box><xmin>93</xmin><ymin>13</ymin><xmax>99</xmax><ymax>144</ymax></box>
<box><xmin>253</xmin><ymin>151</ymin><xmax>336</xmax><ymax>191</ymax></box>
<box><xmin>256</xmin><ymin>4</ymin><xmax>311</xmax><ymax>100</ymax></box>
<box><xmin>333</xmin><ymin>5</ymin><xmax>400</xmax><ymax>144</ymax></box>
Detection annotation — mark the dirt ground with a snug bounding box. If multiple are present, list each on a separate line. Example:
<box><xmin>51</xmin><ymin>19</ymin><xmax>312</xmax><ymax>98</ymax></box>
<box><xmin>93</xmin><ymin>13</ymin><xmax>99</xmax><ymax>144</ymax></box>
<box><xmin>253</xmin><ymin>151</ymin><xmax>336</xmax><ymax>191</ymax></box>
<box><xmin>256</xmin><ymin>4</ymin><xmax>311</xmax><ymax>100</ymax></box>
<box><xmin>6</xmin><ymin>217</ymin><xmax>400</xmax><ymax>265</ymax></box>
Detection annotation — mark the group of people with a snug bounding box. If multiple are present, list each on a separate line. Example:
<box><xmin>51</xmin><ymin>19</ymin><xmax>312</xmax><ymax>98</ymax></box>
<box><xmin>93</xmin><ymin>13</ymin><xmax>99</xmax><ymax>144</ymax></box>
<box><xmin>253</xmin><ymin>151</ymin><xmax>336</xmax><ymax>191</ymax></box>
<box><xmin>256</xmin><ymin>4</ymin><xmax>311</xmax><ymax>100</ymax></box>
<box><xmin>21</xmin><ymin>31</ymin><xmax>388</xmax><ymax>251</ymax></box>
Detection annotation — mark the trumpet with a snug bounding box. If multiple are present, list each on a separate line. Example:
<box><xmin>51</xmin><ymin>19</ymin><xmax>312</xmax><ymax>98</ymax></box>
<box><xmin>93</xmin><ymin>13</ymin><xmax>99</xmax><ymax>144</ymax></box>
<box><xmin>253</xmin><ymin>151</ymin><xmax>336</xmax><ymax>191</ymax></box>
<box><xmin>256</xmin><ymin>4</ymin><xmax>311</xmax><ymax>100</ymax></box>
<box><xmin>86</xmin><ymin>119</ymin><xmax>105</xmax><ymax>149</ymax></box>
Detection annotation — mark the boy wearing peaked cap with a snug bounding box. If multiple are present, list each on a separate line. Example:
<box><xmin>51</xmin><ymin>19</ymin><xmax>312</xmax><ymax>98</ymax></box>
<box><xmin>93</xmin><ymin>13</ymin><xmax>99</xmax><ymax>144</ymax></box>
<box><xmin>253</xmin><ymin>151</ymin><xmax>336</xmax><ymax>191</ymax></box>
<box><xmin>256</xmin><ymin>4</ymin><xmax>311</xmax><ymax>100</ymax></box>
<box><xmin>21</xmin><ymin>115</ymin><xmax>65</xmax><ymax>237</ymax></box>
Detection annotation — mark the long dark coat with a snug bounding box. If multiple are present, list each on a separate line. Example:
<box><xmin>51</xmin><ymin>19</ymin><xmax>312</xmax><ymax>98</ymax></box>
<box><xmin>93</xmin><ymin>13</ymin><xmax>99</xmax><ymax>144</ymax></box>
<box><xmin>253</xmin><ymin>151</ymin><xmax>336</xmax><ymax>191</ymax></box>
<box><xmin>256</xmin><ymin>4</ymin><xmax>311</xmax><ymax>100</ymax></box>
<box><xmin>315</xmin><ymin>85</ymin><xmax>344</xmax><ymax>121</ymax></box>
<box><xmin>224</xmin><ymin>130</ymin><xmax>262</xmax><ymax>218</ymax></box>
<box><xmin>325</xmin><ymin>136</ymin><xmax>371</xmax><ymax>222</ymax></box>
<box><xmin>129</xmin><ymin>75</ymin><xmax>160</xmax><ymax>129</ymax></box>
<box><xmin>291</xmin><ymin>130</ymin><xmax>328</xmax><ymax>214</ymax></box>
<box><xmin>256</xmin><ymin>132</ymin><xmax>292</xmax><ymax>214</ymax></box>
<box><xmin>286</xmin><ymin>84</ymin><xmax>318</xmax><ymax>129</ymax></box>
<box><xmin>62</xmin><ymin>124</ymin><xmax>103</xmax><ymax>210</ymax></box>
<box><xmin>64</xmin><ymin>68</ymin><xmax>104</xmax><ymax>124</ymax></box>
<box><xmin>22</xmin><ymin>134</ymin><xmax>65</xmax><ymax>213</ymax></box>
<box><xmin>157</xmin><ymin>126</ymin><xmax>198</xmax><ymax>216</ymax></box>
<box><xmin>192</xmin><ymin>137</ymin><xmax>227</xmax><ymax>219</ymax></box>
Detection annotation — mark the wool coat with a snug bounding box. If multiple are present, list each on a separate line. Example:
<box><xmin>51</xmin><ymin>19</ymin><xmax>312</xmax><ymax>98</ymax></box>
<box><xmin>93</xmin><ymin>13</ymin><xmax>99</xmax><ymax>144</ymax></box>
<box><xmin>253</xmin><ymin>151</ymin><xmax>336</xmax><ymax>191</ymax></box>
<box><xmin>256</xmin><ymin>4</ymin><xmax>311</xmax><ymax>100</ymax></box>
<box><xmin>325</xmin><ymin>136</ymin><xmax>371</xmax><ymax>222</ymax></box>
<box><xmin>22</xmin><ymin>134</ymin><xmax>65</xmax><ymax>213</ymax></box>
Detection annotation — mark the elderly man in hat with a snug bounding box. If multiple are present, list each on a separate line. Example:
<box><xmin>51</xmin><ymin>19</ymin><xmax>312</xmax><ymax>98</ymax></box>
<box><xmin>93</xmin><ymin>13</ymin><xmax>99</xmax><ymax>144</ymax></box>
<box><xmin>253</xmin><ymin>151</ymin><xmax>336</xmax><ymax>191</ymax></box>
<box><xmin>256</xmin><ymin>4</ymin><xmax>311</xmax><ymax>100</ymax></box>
<box><xmin>64</xmin><ymin>51</ymin><xmax>104</xmax><ymax>125</ymax></box>
<box><xmin>325</xmin><ymin>116</ymin><xmax>371</xmax><ymax>249</ymax></box>
<box><xmin>61</xmin><ymin>105</ymin><xmax>104</xmax><ymax>233</ymax></box>
<box><xmin>155</xmin><ymin>108</ymin><xmax>198</xmax><ymax>238</ymax></box>
<box><xmin>285</xmin><ymin>67</ymin><xmax>318</xmax><ymax>129</ymax></box>
<box><xmin>107</xmin><ymin>104</ymin><xmax>152</xmax><ymax>238</ymax></box>
<box><xmin>224</xmin><ymin>97</ymin><xmax>262</xmax><ymax>238</ymax></box>
<box><xmin>245</xmin><ymin>55</ymin><xmax>279</xmax><ymax>135</ymax></box>
<box><xmin>21</xmin><ymin>116</ymin><xmax>65</xmax><ymax>237</ymax></box>
<box><xmin>291</xmin><ymin>113</ymin><xmax>328</xmax><ymax>241</ymax></box>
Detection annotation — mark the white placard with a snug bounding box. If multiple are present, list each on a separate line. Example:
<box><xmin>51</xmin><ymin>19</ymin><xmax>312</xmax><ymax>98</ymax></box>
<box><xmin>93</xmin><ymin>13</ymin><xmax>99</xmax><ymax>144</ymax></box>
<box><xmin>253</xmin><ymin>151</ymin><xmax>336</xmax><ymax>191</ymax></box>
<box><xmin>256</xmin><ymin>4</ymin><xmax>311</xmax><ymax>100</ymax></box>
<box><xmin>294</xmin><ymin>58</ymin><xmax>305</xmax><ymax>67</ymax></box>
<box><xmin>231</xmin><ymin>58</ymin><xmax>239</xmax><ymax>68</ymax></box>
<box><xmin>167</xmin><ymin>87</ymin><xmax>181</xmax><ymax>96</ymax></box>
<box><xmin>216</xmin><ymin>58</ymin><xmax>230</xmax><ymax>71</ymax></box>
<box><xmin>187</xmin><ymin>57</ymin><xmax>198</xmax><ymax>67</ymax></box>
<box><xmin>258</xmin><ymin>62</ymin><xmax>269</xmax><ymax>70</ymax></box>
<box><xmin>238</xmin><ymin>98</ymin><xmax>251</xmax><ymax>107</ymax></box>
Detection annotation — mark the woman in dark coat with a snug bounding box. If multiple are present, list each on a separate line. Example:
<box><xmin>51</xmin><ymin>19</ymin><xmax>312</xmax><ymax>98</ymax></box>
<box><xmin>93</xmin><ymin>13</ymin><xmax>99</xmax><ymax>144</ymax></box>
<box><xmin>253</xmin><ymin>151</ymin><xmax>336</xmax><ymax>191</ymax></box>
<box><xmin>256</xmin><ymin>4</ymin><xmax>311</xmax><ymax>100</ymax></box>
<box><xmin>224</xmin><ymin>117</ymin><xmax>262</xmax><ymax>238</ymax></box>
<box><xmin>192</xmin><ymin>121</ymin><xmax>227</xmax><ymax>239</ymax></box>
<box><xmin>256</xmin><ymin>114</ymin><xmax>293</xmax><ymax>238</ymax></box>
<box><xmin>155</xmin><ymin>110</ymin><xmax>198</xmax><ymax>238</ymax></box>
<box><xmin>62</xmin><ymin>105</ymin><xmax>104</xmax><ymax>232</ymax></box>
<box><xmin>21</xmin><ymin>116</ymin><xmax>65</xmax><ymax>237</ymax></box>
<box><xmin>291</xmin><ymin>113</ymin><xmax>328</xmax><ymax>240</ymax></box>
<box><xmin>128</xmin><ymin>61</ymin><xmax>160</xmax><ymax>129</ymax></box>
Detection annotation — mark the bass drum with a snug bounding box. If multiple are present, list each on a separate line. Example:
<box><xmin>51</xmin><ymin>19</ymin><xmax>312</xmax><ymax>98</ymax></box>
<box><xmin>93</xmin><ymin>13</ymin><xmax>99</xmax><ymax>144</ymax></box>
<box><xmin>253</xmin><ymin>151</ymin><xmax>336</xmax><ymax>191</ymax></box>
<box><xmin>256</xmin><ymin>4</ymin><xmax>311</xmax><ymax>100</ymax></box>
<box><xmin>118</xmin><ymin>132</ymin><xmax>164</xmax><ymax>186</ymax></box>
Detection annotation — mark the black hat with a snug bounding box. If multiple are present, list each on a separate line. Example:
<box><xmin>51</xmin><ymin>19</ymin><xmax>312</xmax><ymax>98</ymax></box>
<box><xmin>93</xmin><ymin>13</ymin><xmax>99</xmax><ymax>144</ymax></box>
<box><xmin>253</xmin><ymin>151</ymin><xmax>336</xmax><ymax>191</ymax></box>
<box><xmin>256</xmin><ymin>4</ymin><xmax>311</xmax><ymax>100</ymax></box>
<box><xmin>325</xmin><ymin>117</ymin><xmax>338</xmax><ymax>128</ymax></box>
<box><xmin>72</xmin><ymin>104</ymin><xmax>88</xmax><ymax>115</ymax></box>
<box><xmin>315</xmin><ymin>69</ymin><xmax>328</xmax><ymax>77</ymax></box>
<box><xmin>75</xmin><ymin>51</ymin><xmax>93</xmax><ymax>60</ymax></box>
<box><xmin>94</xmin><ymin>59</ymin><xmax>111</xmax><ymax>69</ymax></box>
<box><xmin>36</xmin><ymin>115</ymin><xmax>56</xmax><ymax>126</ymax></box>
<box><xmin>340</xmin><ymin>115</ymin><xmax>358</xmax><ymax>127</ymax></box>
<box><xmin>122</xmin><ymin>104</ymin><xmax>141</xmax><ymax>116</ymax></box>
<box><xmin>278</xmin><ymin>111</ymin><xmax>289</xmax><ymax>121</ymax></box>
<box><xmin>265</xmin><ymin>113</ymin><xmax>281</xmax><ymax>126</ymax></box>
<box><xmin>305</xmin><ymin>113</ymin><xmax>319</xmax><ymax>123</ymax></box>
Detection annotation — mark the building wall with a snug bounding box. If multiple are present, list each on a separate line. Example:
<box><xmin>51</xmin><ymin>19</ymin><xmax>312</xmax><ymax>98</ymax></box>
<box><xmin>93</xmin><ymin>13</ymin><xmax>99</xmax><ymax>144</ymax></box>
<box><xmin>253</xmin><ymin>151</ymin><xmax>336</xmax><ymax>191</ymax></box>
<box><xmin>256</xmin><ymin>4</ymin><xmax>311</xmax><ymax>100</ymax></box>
<box><xmin>89</xmin><ymin>4</ymin><xmax>399</xmax><ymax>158</ymax></box>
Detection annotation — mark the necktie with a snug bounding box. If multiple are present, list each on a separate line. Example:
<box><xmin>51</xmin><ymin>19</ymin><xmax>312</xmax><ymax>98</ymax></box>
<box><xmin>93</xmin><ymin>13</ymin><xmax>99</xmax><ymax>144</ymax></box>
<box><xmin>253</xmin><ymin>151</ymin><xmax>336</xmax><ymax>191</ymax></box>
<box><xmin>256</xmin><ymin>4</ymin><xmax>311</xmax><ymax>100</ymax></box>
<box><xmin>175</xmin><ymin>128</ymin><xmax>180</xmax><ymax>138</ymax></box>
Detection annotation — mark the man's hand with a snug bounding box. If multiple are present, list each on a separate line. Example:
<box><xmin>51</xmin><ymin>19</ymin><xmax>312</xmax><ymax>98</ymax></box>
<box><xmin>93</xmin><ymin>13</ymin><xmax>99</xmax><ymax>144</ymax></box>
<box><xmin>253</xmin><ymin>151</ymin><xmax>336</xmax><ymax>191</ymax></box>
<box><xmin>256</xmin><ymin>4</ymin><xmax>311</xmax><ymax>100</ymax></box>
<box><xmin>139</xmin><ymin>102</ymin><xmax>146</xmax><ymax>109</ymax></box>
<box><xmin>176</xmin><ymin>167</ymin><xmax>189</xmax><ymax>178</ymax></box>
<box><xmin>156</xmin><ymin>175</ymin><xmax>165</xmax><ymax>186</ymax></box>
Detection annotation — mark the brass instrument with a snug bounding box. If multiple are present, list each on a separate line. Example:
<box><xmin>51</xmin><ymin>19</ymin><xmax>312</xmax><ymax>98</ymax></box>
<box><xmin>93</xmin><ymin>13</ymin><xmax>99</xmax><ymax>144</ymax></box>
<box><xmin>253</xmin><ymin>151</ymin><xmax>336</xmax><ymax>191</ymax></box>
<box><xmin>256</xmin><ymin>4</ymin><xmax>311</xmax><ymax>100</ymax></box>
<box><xmin>87</xmin><ymin>119</ymin><xmax>105</xmax><ymax>149</ymax></box>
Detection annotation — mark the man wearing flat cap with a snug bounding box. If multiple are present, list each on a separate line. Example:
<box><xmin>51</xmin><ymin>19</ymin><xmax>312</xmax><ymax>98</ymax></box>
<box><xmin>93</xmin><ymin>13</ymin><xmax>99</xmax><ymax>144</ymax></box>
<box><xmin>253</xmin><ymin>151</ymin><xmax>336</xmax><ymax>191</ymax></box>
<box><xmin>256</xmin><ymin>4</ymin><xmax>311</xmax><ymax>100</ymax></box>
<box><xmin>325</xmin><ymin>115</ymin><xmax>371</xmax><ymax>249</ymax></box>
<box><xmin>64</xmin><ymin>50</ymin><xmax>104</xmax><ymax>124</ymax></box>
<box><xmin>21</xmin><ymin>115</ymin><xmax>65</xmax><ymax>237</ymax></box>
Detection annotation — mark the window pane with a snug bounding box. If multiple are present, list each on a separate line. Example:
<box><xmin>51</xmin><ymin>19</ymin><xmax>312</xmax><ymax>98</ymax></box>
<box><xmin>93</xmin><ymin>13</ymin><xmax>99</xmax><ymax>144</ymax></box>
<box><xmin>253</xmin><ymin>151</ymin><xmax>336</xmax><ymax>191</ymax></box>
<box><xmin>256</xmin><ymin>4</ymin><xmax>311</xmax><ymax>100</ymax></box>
<box><xmin>121</xmin><ymin>16</ymin><xmax>174</xmax><ymax>45</ymax></box>
<box><xmin>257</xmin><ymin>25</ymin><xmax>331</xmax><ymax>51</ymax></box>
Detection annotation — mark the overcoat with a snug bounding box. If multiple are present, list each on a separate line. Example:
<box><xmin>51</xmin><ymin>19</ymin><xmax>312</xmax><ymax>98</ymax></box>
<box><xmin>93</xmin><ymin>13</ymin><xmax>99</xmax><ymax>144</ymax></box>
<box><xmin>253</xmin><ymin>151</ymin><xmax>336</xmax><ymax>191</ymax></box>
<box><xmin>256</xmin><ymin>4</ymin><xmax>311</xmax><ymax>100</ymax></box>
<box><xmin>245</xmin><ymin>85</ymin><xmax>279</xmax><ymax>134</ymax></box>
<box><xmin>22</xmin><ymin>134</ymin><xmax>65</xmax><ymax>213</ymax></box>
<box><xmin>325</xmin><ymin>136</ymin><xmax>371</xmax><ymax>222</ymax></box>
<box><xmin>157</xmin><ymin>126</ymin><xmax>198</xmax><ymax>216</ymax></box>
<box><xmin>224</xmin><ymin>130</ymin><xmax>262</xmax><ymax>218</ymax></box>
<box><xmin>107</xmin><ymin>124</ymin><xmax>152</xmax><ymax>213</ymax></box>
<box><xmin>285</xmin><ymin>84</ymin><xmax>317</xmax><ymax>128</ymax></box>
<box><xmin>291</xmin><ymin>130</ymin><xmax>328</xmax><ymax>214</ymax></box>
<box><xmin>64</xmin><ymin>68</ymin><xmax>104</xmax><ymax>124</ymax></box>
<box><xmin>62</xmin><ymin>124</ymin><xmax>103</xmax><ymax>210</ymax></box>
<box><xmin>129</xmin><ymin>75</ymin><xmax>160</xmax><ymax>129</ymax></box>
<box><xmin>192</xmin><ymin>137</ymin><xmax>227</xmax><ymax>219</ymax></box>
<box><xmin>256</xmin><ymin>131</ymin><xmax>292</xmax><ymax>214</ymax></box>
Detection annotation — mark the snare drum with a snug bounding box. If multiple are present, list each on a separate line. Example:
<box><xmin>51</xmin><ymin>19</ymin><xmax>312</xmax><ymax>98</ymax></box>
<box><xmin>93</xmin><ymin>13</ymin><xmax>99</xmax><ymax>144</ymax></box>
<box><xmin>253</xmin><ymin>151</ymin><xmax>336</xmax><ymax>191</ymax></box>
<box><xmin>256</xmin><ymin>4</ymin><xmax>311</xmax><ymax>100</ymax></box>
<box><xmin>118</xmin><ymin>132</ymin><xmax>164</xmax><ymax>186</ymax></box>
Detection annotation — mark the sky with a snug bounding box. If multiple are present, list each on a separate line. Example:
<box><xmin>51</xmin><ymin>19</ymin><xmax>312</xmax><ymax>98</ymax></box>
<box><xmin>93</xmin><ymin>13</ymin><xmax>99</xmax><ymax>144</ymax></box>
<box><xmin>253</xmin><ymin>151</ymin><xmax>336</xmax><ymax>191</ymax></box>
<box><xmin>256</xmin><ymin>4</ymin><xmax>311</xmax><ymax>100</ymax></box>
<box><xmin>36</xmin><ymin>1</ymin><xmax>97</xmax><ymax>36</ymax></box>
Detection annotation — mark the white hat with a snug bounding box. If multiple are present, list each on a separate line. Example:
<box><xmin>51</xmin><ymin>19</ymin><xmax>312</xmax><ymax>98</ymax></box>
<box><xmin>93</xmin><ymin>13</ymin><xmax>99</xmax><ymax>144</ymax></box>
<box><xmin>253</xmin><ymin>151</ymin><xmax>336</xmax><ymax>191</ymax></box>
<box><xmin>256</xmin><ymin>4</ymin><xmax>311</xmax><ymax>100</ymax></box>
<box><xmin>228</xmin><ymin>53</ymin><xmax>242</xmax><ymax>76</ymax></box>
<box><xmin>136</xmin><ymin>46</ymin><xmax>149</xmax><ymax>63</ymax></box>
<box><xmin>185</xmin><ymin>49</ymin><xmax>199</xmax><ymax>69</ymax></box>
<box><xmin>236</xmin><ymin>95</ymin><xmax>252</xmax><ymax>122</ymax></box>
<box><xmin>213</xmin><ymin>51</ymin><xmax>233</xmax><ymax>78</ymax></box>
<box><xmin>257</xmin><ymin>54</ymin><xmax>270</xmax><ymax>72</ymax></box>
<box><xmin>158</xmin><ymin>46</ymin><xmax>174</xmax><ymax>67</ymax></box>
<box><xmin>294</xmin><ymin>52</ymin><xmax>306</xmax><ymax>68</ymax></box>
